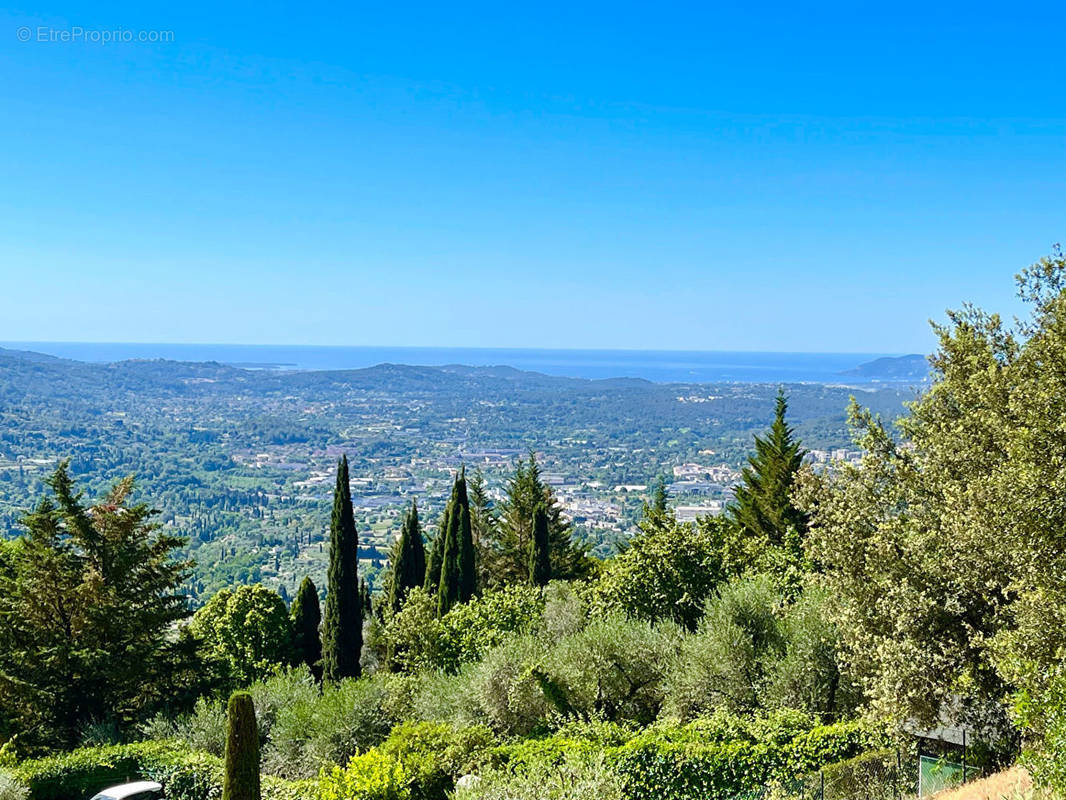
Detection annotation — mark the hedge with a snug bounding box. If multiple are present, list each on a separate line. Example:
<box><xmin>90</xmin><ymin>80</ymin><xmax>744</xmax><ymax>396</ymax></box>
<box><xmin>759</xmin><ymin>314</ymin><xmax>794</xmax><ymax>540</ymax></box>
<box><xmin>610</xmin><ymin>720</ymin><xmax>880</xmax><ymax>800</ymax></box>
<box><xmin>486</xmin><ymin>717</ymin><xmax>882</xmax><ymax>800</ymax></box>
<box><xmin>12</xmin><ymin>742</ymin><xmax>314</xmax><ymax>800</ymax></box>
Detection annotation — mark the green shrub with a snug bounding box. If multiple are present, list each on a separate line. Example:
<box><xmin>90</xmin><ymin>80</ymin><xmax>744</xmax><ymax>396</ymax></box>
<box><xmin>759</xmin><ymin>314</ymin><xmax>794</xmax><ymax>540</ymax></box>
<box><xmin>317</xmin><ymin>750</ymin><xmax>408</xmax><ymax>800</ymax></box>
<box><xmin>11</xmin><ymin>741</ymin><xmax>178</xmax><ymax>800</ymax></box>
<box><xmin>0</xmin><ymin>771</ymin><xmax>28</xmax><ymax>800</ymax></box>
<box><xmin>263</xmin><ymin>674</ymin><xmax>394</xmax><ymax>780</ymax></box>
<box><xmin>11</xmin><ymin>742</ymin><xmax>313</xmax><ymax>800</ymax></box>
<box><xmin>161</xmin><ymin>669</ymin><xmax>394</xmax><ymax>781</ymax></box>
<box><xmin>609</xmin><ymin>718</ymin><xmax>880</xmax><ymax>800</ymax></box>
<box><xmin>383</xmin><ymin>586</ymin><xmax>543</xmax><ymax>675</ymax></box>
<box><xmin>376</xmin><ymin>722</ymin><xmax>494</xmax><ymax>800</ymax></box>
<box><xmin>453</xmin><ymin>751</ymin><xmax>623</xmax><ymax>800</ymax></box>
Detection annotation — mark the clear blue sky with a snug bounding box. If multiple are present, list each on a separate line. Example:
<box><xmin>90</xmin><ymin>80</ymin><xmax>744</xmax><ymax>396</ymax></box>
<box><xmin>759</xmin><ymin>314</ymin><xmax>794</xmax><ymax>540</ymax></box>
<box><xmin>1</xmin><ymin>1</ymin><xmax>1062</xmax><ymax>352</ymax></box>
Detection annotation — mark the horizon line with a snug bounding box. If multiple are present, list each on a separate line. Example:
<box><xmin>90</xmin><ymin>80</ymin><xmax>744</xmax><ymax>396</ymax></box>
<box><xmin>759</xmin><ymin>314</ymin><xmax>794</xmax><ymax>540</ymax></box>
<box><xmin>0</xmin><ymin>340</ymin><xmax>919</xmax><ymax>358</ymax></box>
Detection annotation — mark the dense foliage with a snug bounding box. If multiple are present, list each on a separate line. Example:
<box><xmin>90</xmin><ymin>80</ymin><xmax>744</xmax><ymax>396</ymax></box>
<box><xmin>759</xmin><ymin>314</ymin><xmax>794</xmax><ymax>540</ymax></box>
<box><xmin>18</xmin><ymin>251</ymin><xmax>1066</xmax><ymax>796</ymax></box>
<box><xmin>0</xmin><ymin>465</ymin><xmax>198</xmax><ymax>750</ymax></box>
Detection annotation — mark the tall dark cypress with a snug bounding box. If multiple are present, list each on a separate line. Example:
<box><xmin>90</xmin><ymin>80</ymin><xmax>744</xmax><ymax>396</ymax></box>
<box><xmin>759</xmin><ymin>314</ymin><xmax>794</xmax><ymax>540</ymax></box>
<box><xmin>437</xmin><ymin>468</ymin><xmax>476</xmax><ymax>616</ymax></box>
<box><xmin>322</xmin><ymin>456</ymin><xmax>362</xmax><ymax>681</ymax></box>
<box><xmin>423</xmin><ymin>510</ymin><xmax>446</xmax><ymax>595</ymax></box>
<box><xmin>290</xmin><ymin>576</ymin><xmax>322</xmax><ymax>680</ymax></box>
<box><xmin>529</xmin><ymin>503</ymin><xmax>551</xmax><ymax>587</ymax></box>
<box><xmin>360</xmin><ymin>578</ymin><xmax>372</xmax><ymax>617</ymax></box>
<box><xmin>390</xmin><ymin>501</ymin><xmax>426</xmax><ymax>613</ymax></box>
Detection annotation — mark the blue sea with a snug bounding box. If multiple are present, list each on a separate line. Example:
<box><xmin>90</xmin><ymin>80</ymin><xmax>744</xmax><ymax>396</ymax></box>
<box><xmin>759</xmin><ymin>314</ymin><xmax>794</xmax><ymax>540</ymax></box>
<box><xmin>1</xmin><ymin>342</ymin><xmax>901</xmax><ymax>384</ymax></box>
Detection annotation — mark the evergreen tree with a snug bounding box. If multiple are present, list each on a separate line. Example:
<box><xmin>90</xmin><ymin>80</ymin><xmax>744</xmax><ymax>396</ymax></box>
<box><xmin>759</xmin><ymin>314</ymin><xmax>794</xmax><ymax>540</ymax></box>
<box><xmin>437</xmin><ymin>468</ymin><xmax>477</xmax><ymax>616</ymax></box>
<box><xmin>468</xmin><ymin>469</ymin><xmax>499</xmax><ymax>589</ymax></box>
<box><xmin>389</xmin><ymin>501</ymin><xmax>426</xmax><ymax>613</ymax></box>
<box><xmin>290</xmin><ymin>577</ymin><xmax>322</xmax><ymax>680</ymax></box>
<box><xmin>0</xmin><ymin>463</ymin><xmax>197</xmax><ymax>748</ymax></box>
<box><xmin>322</xmin><ymin>456</ymin><xmax>362</xmax><ymax>681</ymax></box>
<box><xmin>529</xmin><ymin>504</ymin><xmax>551</xmax><ymax>586</ymax></box>
<box><xmin>495</xmin><ymin>452</ymin><xmax>590</xmax><ymax>583</ymax></box>
<box><xmin>360</xmin><ymin>578</ymin><xmax>372</xmax><ymax>617</ymax></box>
<box><xmin>423</xmin><ymin>513</ymin><xmax>445</xmax><ymax>595</ymax></box>
<box><xmin>223</xmin><ymin>692</ymin><xmax>260</xmax><ymax>800</ymax></box>
<box><xmin>648</xmin><ymin>475</ymin><xmax>669</xmax><ymax>516</ymax></box>
<box><xmin>724</xmin><ymin>389</ymin><xmax>808</xmax><ymax>572</ymax></box>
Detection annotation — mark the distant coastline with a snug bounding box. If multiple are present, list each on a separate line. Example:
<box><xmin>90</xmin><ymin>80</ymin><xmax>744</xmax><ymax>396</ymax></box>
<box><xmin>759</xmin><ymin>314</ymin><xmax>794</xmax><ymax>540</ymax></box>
<box><xmin>0</xmin><ymin>342</ymin><xmax>920</xmax><ymax>385</ymax></box>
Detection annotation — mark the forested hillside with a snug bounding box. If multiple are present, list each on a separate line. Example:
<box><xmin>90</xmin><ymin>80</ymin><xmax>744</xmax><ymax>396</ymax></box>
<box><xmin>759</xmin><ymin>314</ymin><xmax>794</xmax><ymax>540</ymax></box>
<box><xmin>0</xmin><ymin>351</ymin><xmax>910</xmax><ymax>601</ymax></box>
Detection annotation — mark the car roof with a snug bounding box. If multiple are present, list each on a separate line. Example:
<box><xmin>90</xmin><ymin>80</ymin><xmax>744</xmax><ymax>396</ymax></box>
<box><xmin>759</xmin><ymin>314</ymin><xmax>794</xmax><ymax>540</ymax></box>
<box><xmin>98</xmin><ymin>781</ymin><xmax>163</xmax><ymax>799</ymax></box>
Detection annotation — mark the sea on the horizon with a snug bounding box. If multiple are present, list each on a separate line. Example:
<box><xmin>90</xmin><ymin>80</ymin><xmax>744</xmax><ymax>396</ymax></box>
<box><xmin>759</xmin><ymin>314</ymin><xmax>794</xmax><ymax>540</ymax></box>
<box><xmin>0</xmin><ymin>342</ymin><xmax>904</xmax><ymax>385</ymax></box>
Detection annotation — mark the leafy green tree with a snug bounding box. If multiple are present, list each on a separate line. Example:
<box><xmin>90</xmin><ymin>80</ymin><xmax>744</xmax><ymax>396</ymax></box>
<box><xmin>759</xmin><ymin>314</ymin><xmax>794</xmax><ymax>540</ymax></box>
<box><xmin>191</xmin><ymin>584</ymin><xmax>294</xmax><ymax>688</ymax></box>
<box><xmin>528</xmin><ymin>504</ymin><xmax>551</xmax><ymax>586</ymax></box>
<box><xmin>322</xmin><ymin>456</ymin><xmax>363</xmax><ymax>681</ymax></box>
<box><xmin>725</xmin><ymin>389</ymin><xmax>808</xmax><ymax>578</ymax></box>
<box><xmin>389</xmin><ymin>502</ymin><xmax>426</xmax><ymax>613</ymax></box>
<box><xmin>589</xmin><ymin>515</ymin><xmax>727</xmax><ymax>631</ymax></box>
<box><xmin>437</xmin><ymin>469</ymin><xmax>476</xmax><ymax>616</ymax></box>
<box><xmin>495</xmin><ymin>453</ymin><xmax>591</xmax><ymax>584</ymax></box>
<box><xmin>223</xmin><ymin>691</ymin><xmax>260</xmax><ymax>800</ymax></box>
<box><xmin>291</xmin><ymin>577</ymin><xmax>322</xmax><ymax>680</ymax></box>
<box><xmin>796</xmin><ymin>248</ymin><xmax>1066</xmax><ymax>744</ymax></box>
<box><xmin>0</xmin><ymin>464</ymin><xmax>195</xmax><ymax>749</ymax></box>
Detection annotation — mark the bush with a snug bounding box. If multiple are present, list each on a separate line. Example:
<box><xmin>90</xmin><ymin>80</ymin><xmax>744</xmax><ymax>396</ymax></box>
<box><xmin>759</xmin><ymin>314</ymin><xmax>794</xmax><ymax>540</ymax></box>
<box><xmin>0</xmin><ymin>771</ymin><xmax>28</xmax><ymax>800</ymax></box>
<box><xmin>263</xmin><ymin>674</ymin><xmax>394</xmax><ymax>780</ymax></box>
<box><xmin>609</xmin><ymin>717</ymin><xmax>880</xmax><ymax>800</ymax></box>
<box><xmin>383</xmin><ymin>586</ymin><xmax>543</xmax><ymax>674</ymax></box>
<box><xmin>453</xmin><ymin>751</ymin><xmax>623</xmax><ymax>800</ymax></box>
<box><xmin>317</xmin><ymin>750</ymin><xmax>408</xmax><ymax>800</ymax></box>
<box><xmin>475</xmin><ymin>713</ymin><xmax>880</xmax><ymax>800</ymax></box>
<box><xmin>587</xmin><ymin>517</ymin><xmax>727</xmax><ymax>631</ymax></box>
<box><xmin>161</xmin><ymin>669</ymin><xmax>394</xmax><ymax>781</ymax></box>
<box><xmin>375</xmin><ymin>723</ymin><xmax>494</xmax><ymax>800</ymax></box>
<box><xmin>11</xmin><ymin>742</ymin><xmax>314</xmax><ymax>800</ymax></box>
<box><xmin>544</xmin><ymin>614</ymin><xmax>680</xmax><ymax>725</ymax></box>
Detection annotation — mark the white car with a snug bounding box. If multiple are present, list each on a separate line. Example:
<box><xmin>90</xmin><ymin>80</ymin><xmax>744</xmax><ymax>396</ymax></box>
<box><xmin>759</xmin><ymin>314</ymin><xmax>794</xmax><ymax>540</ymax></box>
<box><xmin>88</xmin><ymin>781</ymin><xmax>164</xmax><ymax>800</ymax></box>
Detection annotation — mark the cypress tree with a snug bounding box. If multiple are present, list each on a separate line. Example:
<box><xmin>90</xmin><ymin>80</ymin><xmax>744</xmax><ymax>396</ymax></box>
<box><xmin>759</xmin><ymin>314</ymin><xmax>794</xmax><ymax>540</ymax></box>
<box><xmin>423</xmin><ymin>512</ymin><xmax>446</xmax><ymax>595</ymax></box>
<box><xmin>223</xmin><ymin>692</ymin><xmax>260</xmax><ymax>800</ymax></box>
<box><xmin>529</xmin><ymin>503</ymin><xmax>551</xmax><ymax>587</ymax></box>
<box><xmin>322</xmin><ymin>456</ymin><xmax>362</xmax><ymax>681</ymax></box>
<box><xmin>437</xmin><ymin>468</ymin><xmax>476</xmax><ymax>616</ymax></box>
<box><xmin>290</xmin><ymin>576</ymin><xmax>322</xmax><ymax>680</ymax></box>
<box><xmin>725</xmin><ymin>388</ymin><xmax>808</xmax><ymax>550</ymax></box>
<box><xmin>390</xmin><ymin>501</ymin><xmax>426</xmax><ymax>613</ymax></box>
<box><xmin>360</xmin><ymin>578</ymin><xmax>372</xmax><ymax>617</ymax></box>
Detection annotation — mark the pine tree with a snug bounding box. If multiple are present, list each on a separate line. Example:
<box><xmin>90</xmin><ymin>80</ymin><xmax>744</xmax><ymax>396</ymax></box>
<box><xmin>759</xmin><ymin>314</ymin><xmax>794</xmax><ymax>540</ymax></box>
<box><xmin>290</xmin><ymin>577</ymin><xmax>322</xmax><ymax>680</ymax></box>
<box><xmin>529</xmin><ymin>504</ymin><xmax>551</xmax><ymax>586</ymax></box>
<box><xmin>725</xmin><ymin>389</ymin><xmax>808</xmax><ymax>561</ymax></box>
<box><xmin>223</xmin><ymin>692</ymin><xmax>260</xmax><ymax>800</ymax></box>
<box><xmin>495</xmin><ymin>452</ymin><xmax>589</xmax><ymax>583</ymax></box>
<box><xmin>390</xmin><ymin>501</ymin><xmax>426</xmax><ymax>613</ymax></box>
<box><xmin>468</xmin><ymin>469</ymin><xmax>499</xmax><ymax>589</ymax></box>
<box><xmin>437</xmin><ymin>468</ymin><xmax>477</xmax><ymax>616</ymax></box>
<box><xmin>322</xmin><ymin>456</ymin><xmax>362</xmax><ymax>681</ymax></box>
